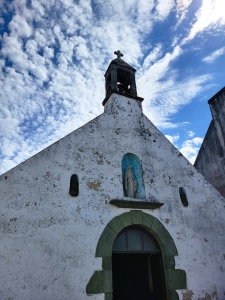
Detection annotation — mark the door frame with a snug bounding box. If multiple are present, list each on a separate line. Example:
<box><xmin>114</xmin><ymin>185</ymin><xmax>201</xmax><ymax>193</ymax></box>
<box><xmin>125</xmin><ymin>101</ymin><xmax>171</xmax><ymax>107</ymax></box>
<box><xmin>86</xmin><ymin>210</ymin><xmax>186</xmax><ymax>300</ymax></box>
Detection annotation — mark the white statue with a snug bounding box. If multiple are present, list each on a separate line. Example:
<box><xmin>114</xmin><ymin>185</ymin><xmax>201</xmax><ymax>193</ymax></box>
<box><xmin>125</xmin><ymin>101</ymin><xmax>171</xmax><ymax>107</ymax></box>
<box><xmin>124</xmin><ymin>165</ymin><xmax>137</xmax><ymax>198</ymax></box>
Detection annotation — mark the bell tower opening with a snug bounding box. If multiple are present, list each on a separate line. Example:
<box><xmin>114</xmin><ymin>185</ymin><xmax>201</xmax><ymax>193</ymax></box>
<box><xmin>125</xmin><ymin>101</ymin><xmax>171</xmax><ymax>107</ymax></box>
<box><xmin>103</xmin><ymin>50</ymin><xmax>144</xmax><ymax>106</ymax></box>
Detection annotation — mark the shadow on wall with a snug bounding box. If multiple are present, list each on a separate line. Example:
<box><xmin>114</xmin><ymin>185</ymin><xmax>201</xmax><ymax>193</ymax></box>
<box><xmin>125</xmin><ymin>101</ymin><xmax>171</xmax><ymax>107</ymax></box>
<box><xmin>122</xmin><ymin>153</ymin><xmax>146</xmax><ymax>199</ymax></box>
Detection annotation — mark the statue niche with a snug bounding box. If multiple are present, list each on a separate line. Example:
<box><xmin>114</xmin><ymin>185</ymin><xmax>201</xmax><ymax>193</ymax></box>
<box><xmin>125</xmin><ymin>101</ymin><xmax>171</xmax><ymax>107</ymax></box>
<box><xmin>122</xmin><ymin>153</ymin><xmax>146</xmax><ymax>199</ymax></box>
<box><xmin>124</xmin><ymin>165</ymin><xmax>137</xmax><ymax>198</ymax></box>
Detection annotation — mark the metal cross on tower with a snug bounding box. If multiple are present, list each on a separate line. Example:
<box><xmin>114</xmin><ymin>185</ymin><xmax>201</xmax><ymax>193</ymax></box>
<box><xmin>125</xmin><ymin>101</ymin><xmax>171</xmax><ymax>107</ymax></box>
<box><xmin>114</xmin><ymin>50</ymin><xmax>123</xmax><ymax>59</ymax></box>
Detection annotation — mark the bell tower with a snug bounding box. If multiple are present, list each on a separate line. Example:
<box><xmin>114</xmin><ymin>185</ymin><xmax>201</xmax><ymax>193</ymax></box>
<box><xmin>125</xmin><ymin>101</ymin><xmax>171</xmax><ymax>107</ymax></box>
<box><xmin>102</xmin><ymin>50</ymin><xmax>143</xmax><ymax>106</ymax></box>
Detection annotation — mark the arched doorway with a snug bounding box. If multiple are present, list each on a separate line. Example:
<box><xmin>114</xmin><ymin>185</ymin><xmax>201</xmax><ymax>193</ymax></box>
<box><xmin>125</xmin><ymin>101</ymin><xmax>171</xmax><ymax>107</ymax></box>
<box><xmin>112</xmin><ymin>226</ymin><xmax>167</xmax><ymax>300</ymax></box>
<box><xmin>86</xmin><ymin>211</ymin><xmax>186</xmax><ymax>299</ymax></box>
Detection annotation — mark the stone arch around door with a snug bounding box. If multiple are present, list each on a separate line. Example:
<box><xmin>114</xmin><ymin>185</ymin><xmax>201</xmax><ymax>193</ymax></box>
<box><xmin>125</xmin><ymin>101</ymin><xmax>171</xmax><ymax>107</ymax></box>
<box><xmin>86</xmin><ymin>211</ymin><xmax>186</xmax><ymax>300</ymax></box>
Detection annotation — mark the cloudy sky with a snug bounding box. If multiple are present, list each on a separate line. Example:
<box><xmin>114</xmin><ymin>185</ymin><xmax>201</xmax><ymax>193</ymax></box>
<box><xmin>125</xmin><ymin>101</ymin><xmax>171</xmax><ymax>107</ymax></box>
<box><xmin>0</xmin><ymin>0</ymin><xmax>225</xmax><ymax>175</ymax></box>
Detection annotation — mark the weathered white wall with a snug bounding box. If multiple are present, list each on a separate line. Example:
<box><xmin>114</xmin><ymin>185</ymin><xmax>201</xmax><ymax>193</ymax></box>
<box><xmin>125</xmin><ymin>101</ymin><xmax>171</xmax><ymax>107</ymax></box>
<box><xmin>0</xmin><ymin>93</ymin><xmax>225</xmax><ymax>300</ymax></box>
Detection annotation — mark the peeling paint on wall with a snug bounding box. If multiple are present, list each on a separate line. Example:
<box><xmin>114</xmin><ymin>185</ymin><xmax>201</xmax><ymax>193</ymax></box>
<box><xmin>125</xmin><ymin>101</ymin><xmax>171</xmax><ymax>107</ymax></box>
<box><xmin>182</xmin><ymin>290</ymin><xmax>194</xmax><ymax>300</ymax></box>
<box><xmin>198</xmin><ymin>291</ymin><xmax>219</xmax><ymax>300</ymax></box>
<box><xmin>86</xmin><ymin>181</ymin><xmax>101</xmax><ymax>191</ymax></box>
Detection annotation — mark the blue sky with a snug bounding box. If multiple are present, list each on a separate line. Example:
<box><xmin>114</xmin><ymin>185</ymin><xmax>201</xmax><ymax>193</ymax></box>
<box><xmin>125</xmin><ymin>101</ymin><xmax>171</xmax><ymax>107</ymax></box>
<box><xmin>0</xmin><ymin>0</ymin><xmax>225</xmax><ymax>174</ymax></box>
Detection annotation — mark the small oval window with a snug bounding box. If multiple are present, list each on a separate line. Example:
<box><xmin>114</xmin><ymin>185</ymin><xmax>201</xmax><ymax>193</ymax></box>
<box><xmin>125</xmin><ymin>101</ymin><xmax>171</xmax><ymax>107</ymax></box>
<box><xmin>179</xmin><ymin>187</ymin><xmax>188</xmax><ymax>207</ymax></box>
<box><xmin>70</xmin><ymin>174</ymin><xmax>79</xmax><ymax>197</ymax></box>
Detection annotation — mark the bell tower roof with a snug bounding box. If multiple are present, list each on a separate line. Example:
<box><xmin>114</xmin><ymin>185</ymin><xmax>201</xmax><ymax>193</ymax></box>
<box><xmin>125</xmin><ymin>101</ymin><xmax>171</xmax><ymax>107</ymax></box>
<box><xmin>102</xmin><ymin>50</ymin><xmax>143</xmax><ymax>106</ymax></box>
<box><xmin>104</xmin><ymin>50</ymin><xmax>136</xmax><ymax>76</ymax></box>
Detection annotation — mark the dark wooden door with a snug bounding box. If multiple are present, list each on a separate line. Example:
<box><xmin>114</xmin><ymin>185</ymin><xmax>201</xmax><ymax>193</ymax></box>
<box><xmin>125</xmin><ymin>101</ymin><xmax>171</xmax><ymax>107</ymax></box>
<box><xmin>150</xmin><ymin>253</ymin><xmax>167</xmax><ymax>300</ymax></box>
<box><xmin>112</xmin><ymin>226</ymin><xmax>167</xmax><ymax>300</ymax></box>
<box><xmin>112</xmin><ymin>253</ymin><xmax>166</xmax><ymax>300</ymax></box>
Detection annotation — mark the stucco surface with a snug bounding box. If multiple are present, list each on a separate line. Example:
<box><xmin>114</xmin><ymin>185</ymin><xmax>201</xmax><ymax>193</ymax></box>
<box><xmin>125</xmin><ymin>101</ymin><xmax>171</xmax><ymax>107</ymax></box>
<box><xmin>0</xmin><ymin>94</ymin><xmax>225</xmax><ymax>299</ymax></box>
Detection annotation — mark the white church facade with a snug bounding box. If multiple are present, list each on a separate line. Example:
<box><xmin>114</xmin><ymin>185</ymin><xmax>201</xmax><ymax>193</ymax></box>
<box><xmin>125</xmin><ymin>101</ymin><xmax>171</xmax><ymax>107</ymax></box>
<box><xmin>0</xmin><ymin>52</ymin><xmax>225</xmax><ymax>300</ymax></box>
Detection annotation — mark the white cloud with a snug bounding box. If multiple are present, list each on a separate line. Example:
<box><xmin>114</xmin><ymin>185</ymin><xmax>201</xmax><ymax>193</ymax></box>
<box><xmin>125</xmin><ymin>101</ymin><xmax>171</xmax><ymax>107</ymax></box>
<box><xmin>183</xmin><ymin>0</ymin><xmax>225</xmax><ymax>43</ymax></box>
<box><xmin>53</xmin><ymin>25</ymin><xmax>64</xmax><ymax>42</ymax></box>
<box><xmin>0</xmin><ymin>117</ymin><xmax>20</xmax><ymax>139</ymax></box>
<box><xmin>142</xmin><ymin>44</ymin><xmax>163</xmax><ymax>70</ymax></box>
<box><xmin>34</xmin><ymin>29</ymin><xmax>48</xmax><ymax>48</ymax></box>
<box><xmin>165</xmin><ymin>133</ymin><xmax>179</xmax><ymax>144</ymax></box>
<box><xmin>9</xmin><ymin>14</ymin><xmax>33</xmax><ymax>37</ymax></box>
<box><xmin>155</xmin><ymin>0</ymin><xmax>175</xmax><ymax>21</ymax></box>
<box><xmin>137</xmin><ymin>46</ymin><xmax>207</xmax><ymax>128</ymax></box>
<box><xmin>75</xmin><ymin>43</ymin><xmax>89</xmax><ymax>59</ymax></box>
<box><xmin>176</xmin><ymin>0</ymin><xmax>192</xmax><ymax>10</ymax></box>
<box><xmin>187</xmin><ymin>130</ymin><xmax>195</xmax><ymax>138</ymax></box>
<box><xmin>31</xmin><ymin>0</ymin><xmax>45</xmax><ymax>17</ymax></box>
<box><xmin>137</xmin><ymin>45</ymin><xmax>212</xmax><ymax>129</ymax></box>
<box><xmin>202</xmin><ymin>47</ymin><xmax>225</xmax><ymax>63</ymax></box>
<box><xmin>138</xmin><ymin>45</ymin><xmax>182</xmax><ymax>84</ymax></box>
<box><xmin>175</xmin><ymin>0</ymin><xmax>193</xmax><ymax>25</ymax></box>
<box><xmin>179</xmin><ymin>137</ymin><xmax>203</xmax><ymax>164</ymax></box>
<box><xmin>44</xmin><ymin>46</ymin><xmax>54</xmax><ymax>59</ymax></box>
<box><xmin>0</xmin><ymin>0</ymin><xmax>221</xmax><ymax>175</ymax></box>
<box><xmin>0</xmin><ymin>159</ymin><xmax>17</xmax><ymax>174</ymax></box>
<box><xmin>141</xmin><ymin>72</ymin><xmax>212</xmax><ymax>128</ymax></box>
<box><xmin>2</xmin><ymin>35</ymin><xmax>29</xmax><ymax>70</ymax></box>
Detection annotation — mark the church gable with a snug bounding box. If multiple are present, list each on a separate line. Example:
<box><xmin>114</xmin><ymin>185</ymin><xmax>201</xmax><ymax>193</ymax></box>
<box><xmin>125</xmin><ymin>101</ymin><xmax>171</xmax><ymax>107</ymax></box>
<box><xmin>2</xmin><ymin>89</ymin><xmax>217</xmax><ymax>210</ymax></box>
<box><xmin>0</xmin><ymin>52</ymin><xmax>225</xmax><ymax>300</ymax></box>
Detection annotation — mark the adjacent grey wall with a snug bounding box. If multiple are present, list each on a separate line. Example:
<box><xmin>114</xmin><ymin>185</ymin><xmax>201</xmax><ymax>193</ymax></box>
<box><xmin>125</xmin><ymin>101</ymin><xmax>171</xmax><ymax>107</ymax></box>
<box><xmin>195</xmin><ymin>87</ymin><xmax>225</xmax><ymax>198</ymax></box>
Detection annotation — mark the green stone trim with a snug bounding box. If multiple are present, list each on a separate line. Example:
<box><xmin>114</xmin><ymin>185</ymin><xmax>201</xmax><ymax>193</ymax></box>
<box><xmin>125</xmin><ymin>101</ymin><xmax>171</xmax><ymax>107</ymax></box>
<box><xmin>86</xmin><ymin>270</ymin><xmax>112</xmax><ymax>294</ymax></box>
<box><xmin>102</xmin><ymin>257</ymin><xmax>112</xmax><ymax>270</ymax></box>
<box><xmin>167</xmin><ymin>290</ymin><xmax>180</xmax><ymax>300</ymax></box>
<box><xmin>104</xmin><ymin>292</ymin><xmax>113</xmax><ymax>300</ymax></box>
<box><xmin>118</xmin><ymin>212</ymin><xmax>133</xmax><ymax>227</ymax></box>
<box><xmin>86</xmin><ymin>211</ymin><xmax>186</xmax><ymax>299</ymax></box>
<box><xmin>166</xmin><ymin>269</ymin><xmax>186</xmax><ymax>290</ymax></box>
<box><xmin>110</xmin><ymin>199</ymin><xmax>164</xmax><ymax>209</ymax></box>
